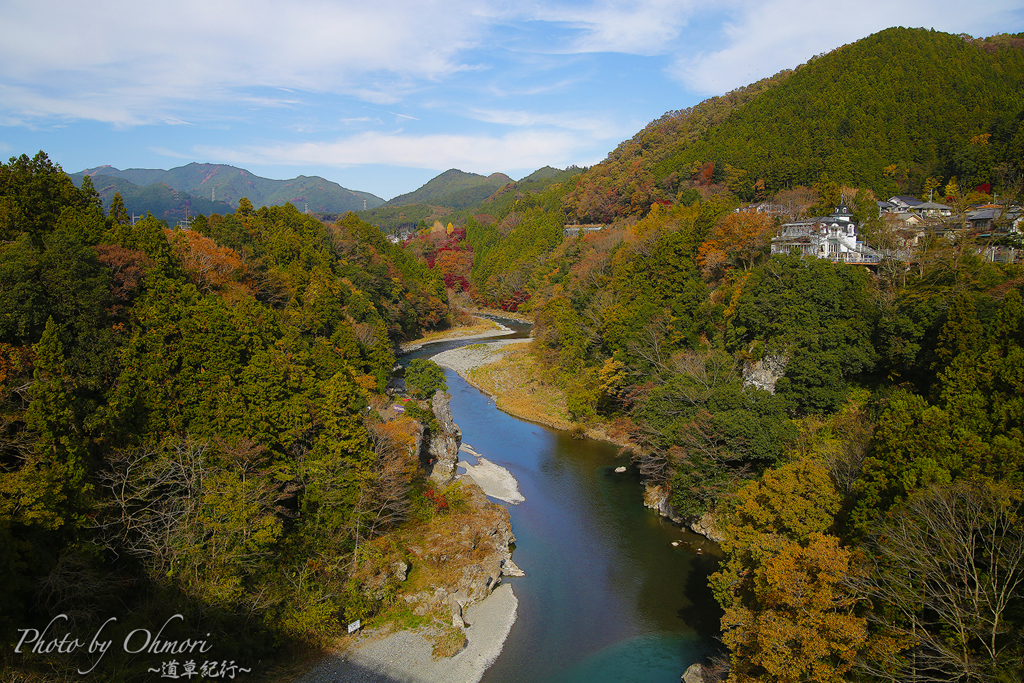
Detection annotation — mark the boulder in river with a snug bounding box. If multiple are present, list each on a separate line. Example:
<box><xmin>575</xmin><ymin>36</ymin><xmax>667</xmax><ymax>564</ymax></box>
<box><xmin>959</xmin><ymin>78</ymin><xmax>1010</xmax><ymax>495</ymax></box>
<box><xmin>682</xmin><ymin>662</ymin><xmax>705</xmax><ymax>683</ymax></box>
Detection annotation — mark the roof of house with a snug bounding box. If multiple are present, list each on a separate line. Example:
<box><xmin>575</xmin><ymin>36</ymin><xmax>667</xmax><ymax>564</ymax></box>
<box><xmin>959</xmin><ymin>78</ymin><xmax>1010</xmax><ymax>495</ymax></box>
<box><xmin>890</xmin><ymin>195</ymin><xmax>924</xmax><ymax>206</ymax></box>
<box><xmin>913</xmin><ymin>201</ymin><xmax>953</xmax><ymax>211</ymax></box>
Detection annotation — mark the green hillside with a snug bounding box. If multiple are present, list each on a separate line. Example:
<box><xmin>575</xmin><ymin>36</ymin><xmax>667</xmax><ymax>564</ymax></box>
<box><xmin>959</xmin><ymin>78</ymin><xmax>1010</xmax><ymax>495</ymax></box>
<box><xmin>565</xmin><ymin>28</ymin><xmax>1024</xmax><ymax>222</ymax></box>
<box><xmin>69</xmin><ymin>172</ymin><xmax>235</xmax><ymax>223</ymax></box>
<box><xmin>356</xmin><ymin>166</ymin><xmax>583</xmax><ymax>234</ymax></box>
<box><xmin>384</xmin><ymin>169</ymin><xmax>512</xmax><ymax>207</ymax></box>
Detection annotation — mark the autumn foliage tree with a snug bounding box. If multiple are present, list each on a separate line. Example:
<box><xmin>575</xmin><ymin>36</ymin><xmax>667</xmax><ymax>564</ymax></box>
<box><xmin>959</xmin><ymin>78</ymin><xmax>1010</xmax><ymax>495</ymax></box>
<box><xmin>712</xmin><ymin>460</ymin><xmax>874</xmax><ymax>683</ymax></box>
<box><xmin>166</xmin><ymin>227</ymin><xmax>248</xmax><ymax>293</ymax></box>
<box><xmin>698</xmin><ymin>211</ymin><xmax>777</xmax><ymax>279</ymax></box>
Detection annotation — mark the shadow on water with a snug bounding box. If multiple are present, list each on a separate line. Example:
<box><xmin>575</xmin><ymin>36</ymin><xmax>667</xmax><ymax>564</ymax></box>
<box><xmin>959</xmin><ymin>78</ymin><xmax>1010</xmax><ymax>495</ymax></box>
<box><xmin>678</xmin><ymin>553</ymin><xmax>724</xmax><ymax>643</ymax></box>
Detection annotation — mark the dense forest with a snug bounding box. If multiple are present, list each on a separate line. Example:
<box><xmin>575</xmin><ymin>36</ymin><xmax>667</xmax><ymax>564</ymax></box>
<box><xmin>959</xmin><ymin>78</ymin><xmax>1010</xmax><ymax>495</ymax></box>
<box><xmin>0</xmin><ymin>152</ymin><xmax>455</xmax><ymax>679</ymax></box>
<box><xmin>378</xmin><ymin>27</ymin><xmax>1024</xmax><ymax>683</ymax></box>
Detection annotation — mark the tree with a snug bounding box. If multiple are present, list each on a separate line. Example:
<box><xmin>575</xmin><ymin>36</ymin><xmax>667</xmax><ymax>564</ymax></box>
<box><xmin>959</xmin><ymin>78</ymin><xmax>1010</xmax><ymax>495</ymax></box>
<box><xmin>856</xmin><ymin>480</ymin><xmax>1024</xmax><ymax>682</ymax></box>
<box><xmin>404</xmin><ymin>359</ymin><xmax>447</xmax><ymax>399</ymax></box>
<box><xmin>108</xmin><ymin>192</ymin><xmax>129</xmax><ymax>226</ymax></box>
<box><xmin>697</xmin><ymin>211</ymin><xmax>777</xmax><ymax>279</ymax></box>
<box><xmin>711</xmin><ymin>460</ymin><xmax>872</xmax><ymax>683</ymax></box>
<box><xmin>166</xmin><ymin>228</ymin><xmax>247</xmax><ymax>293</ymax></box>
<box><xmin>719</xmin><ymin>533</ymin><xmax>870</xmax><ymax>683</ymax></box>
<box><xmin>0</xmin><ymin>152</ymin><xmax>88</xmax><ymax>243</ymax></box>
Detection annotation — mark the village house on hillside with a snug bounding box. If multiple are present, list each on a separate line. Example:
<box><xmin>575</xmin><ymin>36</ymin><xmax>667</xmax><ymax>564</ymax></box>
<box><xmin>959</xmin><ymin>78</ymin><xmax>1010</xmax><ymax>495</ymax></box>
<box><xmin>770</xmin><ymin>204</ymin><xmax>881</xmax><ymax>264</ymax></box>
<box><xmin>563</xmin><ymin>224</ymin><xmax>604</xmax><ymax>238</ymax></box>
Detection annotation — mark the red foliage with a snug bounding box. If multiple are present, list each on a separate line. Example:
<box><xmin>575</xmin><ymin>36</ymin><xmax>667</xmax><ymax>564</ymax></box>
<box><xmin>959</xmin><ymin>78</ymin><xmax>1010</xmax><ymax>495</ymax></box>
<box><xmin>695</xmin><ymin>161</ymin><xmax>715</xmax><ymax>186</ymax></box>
<box><xmin>500</xmin><ymin>290</ymin><xmax>530</xmax><ymax>312</ymax></box>
<box><xmin>423</xmin><ymin>484</ymin><xmax>449</xmax><ymax>512</ymax></box>
<box><xmin>443</xmin><ymin>273</ymin><xmax>470</xmax><ymax>291</ymax></box>
<box><xmin>93</xmin><ymin>244</ymin><xmax>152</xmax><ymax>314</ymax></box>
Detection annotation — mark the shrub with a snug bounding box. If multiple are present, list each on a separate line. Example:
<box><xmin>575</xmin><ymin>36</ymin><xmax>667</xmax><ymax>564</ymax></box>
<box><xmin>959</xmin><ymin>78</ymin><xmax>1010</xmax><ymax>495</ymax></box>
<box><xmin>405</xmin><ymin>359</ymin><xmax>447</xmax><ymax>398</ymax></box>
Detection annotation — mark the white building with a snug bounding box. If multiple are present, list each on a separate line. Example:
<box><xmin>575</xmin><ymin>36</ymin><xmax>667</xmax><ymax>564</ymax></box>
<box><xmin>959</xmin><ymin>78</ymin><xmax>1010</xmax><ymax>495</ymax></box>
<box><xmin>770</xmin><ymin>204</ymin><xmax>880</xmax><ymax>264</ymax></box>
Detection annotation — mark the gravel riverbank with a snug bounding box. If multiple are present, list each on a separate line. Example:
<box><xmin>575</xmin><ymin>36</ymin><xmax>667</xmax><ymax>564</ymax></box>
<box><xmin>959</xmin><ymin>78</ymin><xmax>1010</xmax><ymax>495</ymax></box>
<box><xmin>429</xmin><ymin>339</ymin><xmax>527</xmax><ymax>377</ymax></box>
<box><xmin>294</xmin><ymin>585</ymin><xmax>518</xmax><ymax>683</ymax></box>
<box><xmin>457</xmin><ymin>444</ymin><xmax>525</xmax><ymax>505</ymax></box>
<box><xmin>400</xmin><ymin>321</ymin><xmax>514</xmax><ymax>354</ymax></box>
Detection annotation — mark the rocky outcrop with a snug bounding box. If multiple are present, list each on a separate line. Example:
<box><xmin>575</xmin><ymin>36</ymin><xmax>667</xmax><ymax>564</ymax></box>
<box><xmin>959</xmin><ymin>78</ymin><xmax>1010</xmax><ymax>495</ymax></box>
<box><xmin>426</xmin><ymin>390</ymin><xmax>462</xmax><ymax>484</ymax></box>
<box><xmin>643</xmin><ymin>483</ymin><xmax>684</xmax><ymax>525</ymax></box>
<box><xmin>682</xmin><ymin>663</ymin><xmax>705</xmax><ymax>683</ymax></box>
<box><xmin>742</xmin><ymin>353</ymin><xmax>788</xmax><ymax>394</ymax></box>
<box><xmin>689</xmin><ymin>512</ymin><xmax>726</xmax><ymax>543</ymax></box>
<box><xmin>644</xmin><ymin>484</ymin><xmax>726</xmax><ymax>543</ymax></box>
<box><xmin>403</xmin><ymin>482</ymin><xmax>521</xmax><ymax>618</ymax></box>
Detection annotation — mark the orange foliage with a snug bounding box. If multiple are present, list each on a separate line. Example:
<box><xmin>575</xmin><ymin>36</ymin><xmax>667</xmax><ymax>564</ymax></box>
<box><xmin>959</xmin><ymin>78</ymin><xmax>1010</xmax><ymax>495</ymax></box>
<box><xmin>721</xmin><ymin>534</ymin><xmax>869</xmax><ymax>683</ymax></box>
<box><xmin>166</xmin><ymin>229</ymin><xmax>249</xmax><ymax>293</ymax></box>
<box><xmin>433</xmin><ymin>249</ymin><xmax>474</xmax><ymax>279</ymax></box>
<box><xmin>697</xmin><ymin>211</ymin><xmax>776</xmax><ymax>279</ymax></box>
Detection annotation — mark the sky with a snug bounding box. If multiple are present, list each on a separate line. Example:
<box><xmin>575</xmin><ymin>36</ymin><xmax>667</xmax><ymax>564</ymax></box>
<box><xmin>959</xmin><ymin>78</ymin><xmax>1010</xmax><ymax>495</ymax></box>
<box><xmin>2</xmin><ymin>0</ymin><xmax>1023</xmax><ymax>200</ymax></box>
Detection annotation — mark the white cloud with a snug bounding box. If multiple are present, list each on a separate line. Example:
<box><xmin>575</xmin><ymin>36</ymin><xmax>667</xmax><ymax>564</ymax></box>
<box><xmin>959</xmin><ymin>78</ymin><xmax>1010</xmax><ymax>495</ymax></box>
<box><xmin>670</xmin><ymin>0</ymin><xmax>1024</xmax><ymax>95</ymax></box>
<box><xmin>0</xmin><ymin>0</ymin><xmax>713</xmax><ymax>126</ymax></box>
<box><xmin>539</xmin><ymin>0</ymin><xmax>698</xmax><ymax>55</ymax></box>
<box><xmin>0</xmin><ymin>0</ymin><xmax>492</xmax><ymax>122</ymax></box>
<box><xmin>466</xmin><ymin>108</ymin><xmax>629</xmax><ymax>139</ymax></box>
<box><xmin>193</xmin><ymin>129</ymin><xmax>592</xmax><ymax>173</ymax></box>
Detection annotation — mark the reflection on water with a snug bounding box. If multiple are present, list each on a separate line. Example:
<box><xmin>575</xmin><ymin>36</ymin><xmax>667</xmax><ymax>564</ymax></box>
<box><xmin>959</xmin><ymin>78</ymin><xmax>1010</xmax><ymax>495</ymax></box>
<box><xmin>404</xmin><ymin>320</ymin><xmax>721</xmax><ymax>682</ymax></box>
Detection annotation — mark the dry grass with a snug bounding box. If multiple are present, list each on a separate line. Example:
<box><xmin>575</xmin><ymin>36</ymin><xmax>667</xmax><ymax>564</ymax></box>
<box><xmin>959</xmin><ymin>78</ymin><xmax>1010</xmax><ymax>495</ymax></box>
<box><xmin>467</xmin><ymin>343</ymin><xmax>575</xmax><ymax>431</ymax></box>
<box><xmin>466</xmin><ymin>343</ymin><xmax>635</xmax><ymax>447</ymax></box>
<box><xmin>353</xmin><ymin>483</ymin><xmax>509</xmax><ymax>657</ymax></box>
<box><xmin>427</xmin><ymin>624</ymin><xmax>468</xmax><ymax>659</ymax></box>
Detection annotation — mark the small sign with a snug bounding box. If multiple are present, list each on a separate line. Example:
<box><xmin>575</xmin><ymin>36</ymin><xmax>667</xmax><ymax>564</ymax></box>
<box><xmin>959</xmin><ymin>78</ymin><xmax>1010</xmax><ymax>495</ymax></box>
<box><xmin>347</xmin><ymin>620</ymin><xmax>361</xmax><ymax>634</ymax></box>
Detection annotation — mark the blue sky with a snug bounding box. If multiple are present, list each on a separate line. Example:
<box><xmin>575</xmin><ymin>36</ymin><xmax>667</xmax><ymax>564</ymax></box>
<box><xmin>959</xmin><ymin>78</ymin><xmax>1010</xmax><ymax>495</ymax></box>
<box><xmin>2</xmin><ymin>0</ymin><xmax>1023</xmax><ymax>200</ymax></box>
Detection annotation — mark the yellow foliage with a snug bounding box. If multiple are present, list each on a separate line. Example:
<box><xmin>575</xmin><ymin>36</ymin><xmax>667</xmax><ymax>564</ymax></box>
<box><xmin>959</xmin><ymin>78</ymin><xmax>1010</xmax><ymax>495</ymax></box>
<box><xmin>721</xmin><ymin>534</ymin><xmax>867</xmax><ymax>683</ymax></box>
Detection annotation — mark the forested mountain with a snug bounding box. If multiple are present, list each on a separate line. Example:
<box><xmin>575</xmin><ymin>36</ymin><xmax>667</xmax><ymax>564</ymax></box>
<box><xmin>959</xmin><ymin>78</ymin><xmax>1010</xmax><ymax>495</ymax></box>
<box><xmin>356</xmin><ymin>166</ymin><xmax>582</xmax><ymax>235</ymax></box>
<box><xmin>565</xmin><ymin>28</ymin><xmax>1024</xmax><ymax>222</ymax></box>
<box><xmin>69</xmin><ymin>172</ymin><xmax>235</xmax><ymax>224</ymax></box>
<box><xmin>3</xmin><ymin>22</ymin><xmax>1024</xmax><ymax>683</ymax></box>
<box><xmin>384</xmin><ymin>169</ymin><xmax>512</xmax><ymax>208</ymax></box>
<box><xmin>0</xmin><ymin>152</ymin><xmax>450</xmax><ymax>679</ymax></box>
<box><xmin>70</xmin><ymin>162</ymin><xmax>385</xmax><ymax>216</ymax></box>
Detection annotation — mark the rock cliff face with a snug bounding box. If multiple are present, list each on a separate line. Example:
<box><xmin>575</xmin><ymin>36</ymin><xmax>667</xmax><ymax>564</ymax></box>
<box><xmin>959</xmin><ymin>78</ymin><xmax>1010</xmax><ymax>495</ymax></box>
<box><xmin>741</xmin><ymin>353</ymin><xmax>788</xmax><ymax>394</ymax></box>
<box><xmin>689</xmin><ymin>512</ymin><xmax>725</xmax><ymax>543</ymax></box>
<box><xmin>643</xmin><ymin>483</ymin><xmax>684</xmax><ymax>525</ymax></box>
<box><xmin>682</xmin><ymin>663</ymin><xmax>705</xmax><ymax>683</ymax></box>
<box><xmin>644</xmin><ymin>483</ymin><xmax>726</xmax><ymax>543</ymax></box>
<box><xmin>426</xmin><ymin>390</ymin><xmax>462</xmax><ymax>484</ymax></box>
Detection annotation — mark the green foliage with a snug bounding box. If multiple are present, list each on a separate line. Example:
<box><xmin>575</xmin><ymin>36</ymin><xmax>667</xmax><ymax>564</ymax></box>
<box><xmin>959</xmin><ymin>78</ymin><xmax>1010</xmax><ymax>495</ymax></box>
<box><xmin>405</xmin><ymin>359</ymin><xmax>447</xmax><ymax>399</ymax></box>
<box><xmin>0</xmin><ymin>154</ymin><xmax>452</xmax><ymax>677</ymax></box>
<box><xmin>729</xmin><ymin>255</ymin><xmax>878</xmax><ymax>414</ymax></box>
<box><xmin>564</xmin><ymin>28</ymin><xmax>1024</xmax><ymax>224</ymax></box>
<box><xmin>384</xmin><ymin>169</ymin><xmax>511</xmax><ymax>208</ymax></box>
<box><xmin>0</xmin><ymin>152</ymin><xmax>93</xmax><ymax>243</ymax></box>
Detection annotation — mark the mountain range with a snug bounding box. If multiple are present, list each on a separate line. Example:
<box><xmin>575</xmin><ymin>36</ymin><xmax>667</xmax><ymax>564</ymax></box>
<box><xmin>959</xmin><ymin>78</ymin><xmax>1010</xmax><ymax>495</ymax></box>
<box><xmin>69</xmin><ymin>162</ymin><xmax>386</xmax><ymax>224</ymax></box>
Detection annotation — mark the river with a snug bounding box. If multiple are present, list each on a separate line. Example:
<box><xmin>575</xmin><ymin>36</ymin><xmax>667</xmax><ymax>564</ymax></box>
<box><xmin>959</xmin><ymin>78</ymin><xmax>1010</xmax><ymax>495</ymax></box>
<box><xmin>404</xmin><ymin>319</ymin><xmax>721</xmax><ymax>683</ymax></box>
